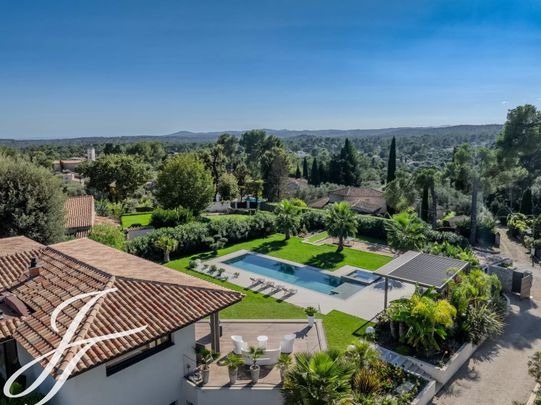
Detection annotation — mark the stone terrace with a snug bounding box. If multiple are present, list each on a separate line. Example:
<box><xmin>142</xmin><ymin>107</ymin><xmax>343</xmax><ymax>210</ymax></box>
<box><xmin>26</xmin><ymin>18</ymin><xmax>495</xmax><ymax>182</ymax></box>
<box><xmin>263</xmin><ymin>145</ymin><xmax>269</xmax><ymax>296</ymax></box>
<box><xmin>195</xmin><ymin>319</ymin><xmax>327</xmax><ymax>387</ymax></box>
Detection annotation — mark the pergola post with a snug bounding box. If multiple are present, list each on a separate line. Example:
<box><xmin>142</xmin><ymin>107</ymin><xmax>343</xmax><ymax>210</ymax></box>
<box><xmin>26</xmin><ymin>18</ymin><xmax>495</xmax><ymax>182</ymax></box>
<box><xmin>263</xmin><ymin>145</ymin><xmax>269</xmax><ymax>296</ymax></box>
<box><xmin>384</xmin><ymin>278</ymin><xmax>389</xmax><ymax>310</ymax></box>
<box><xmin>210</xmin><ymin>312</ymin><xmax>220</xmax><ymax>353</ymax></box>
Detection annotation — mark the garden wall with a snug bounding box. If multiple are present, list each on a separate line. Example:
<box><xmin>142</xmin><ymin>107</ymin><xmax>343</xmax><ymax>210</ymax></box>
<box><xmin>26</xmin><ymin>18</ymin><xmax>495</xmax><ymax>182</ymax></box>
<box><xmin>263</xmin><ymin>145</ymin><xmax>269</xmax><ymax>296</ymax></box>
<box><xmin>411</xmin><ymin>379</ymin><xmax>437</xmax><ymax>405</ymax></box>
<box><xmin>183</xmin><ymin>381</ymin><xmax>283</xmax><ymax>405</ymax></box>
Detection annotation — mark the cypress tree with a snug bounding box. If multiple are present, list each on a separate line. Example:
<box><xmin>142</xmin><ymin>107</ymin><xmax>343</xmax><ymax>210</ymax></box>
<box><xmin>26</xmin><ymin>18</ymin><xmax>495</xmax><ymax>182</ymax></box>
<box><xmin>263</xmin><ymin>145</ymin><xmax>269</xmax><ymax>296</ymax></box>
<box><xmin>295</xmin><ymin>162</ymin><xmax>301</xmax><ymax>179</ymax></box>
<box><xmin>318</xmin><ymin>160</ymin><xmax>326</xmax><ymax>184</ymax></box>
<box><xmin>520</xmin><ymin>188</ymin><xmax>533</xmax><ymax>215</ymax></box>
<box><xmin>310</xmin><ymin>158</ymin><xmax>320</xmax><ymax>186</ymax></box>
<box><xmin>340</xmin><ymin>138</ymin><xmax>361</xmax><ymax>186</ymax></box>
<box><xmin>302</xmin><ymin>157</ymin><xmax>309</xmax><ymax>179</ymax></box>
<box><xmin>387</xmin><ymin>136</ymin><xmax>396</xmax><ymax>183</ymax></box>
<box><xmin>421</xmin><ymin>186</ymin><xmax>429</xmax><ymax>222</ymax></box>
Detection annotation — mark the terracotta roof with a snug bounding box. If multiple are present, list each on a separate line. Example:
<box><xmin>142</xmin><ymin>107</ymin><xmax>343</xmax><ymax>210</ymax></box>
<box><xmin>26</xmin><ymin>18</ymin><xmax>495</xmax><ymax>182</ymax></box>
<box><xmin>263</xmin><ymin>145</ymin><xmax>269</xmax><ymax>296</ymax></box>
<box><xmin>65</xmin><ymin>196</ymin><xmax>95</xmax><ymax>230</ymax></box>
<box><xmin>330</xmin><ymin>187</ymin><xmax>384</xmax><ymax>198</ymax></box>
<box><xmin>52</xmin><ymin>238</ymin><xmax>229</xmax><ymax>290</ymax></box>
<box><xmin>308</xmin><ymin>197</ymin><xmax>329</xmax><ymax>209</ymax></box>
<box><xmin>0</xmin><ymin>236</ymin><xmax>44</xmax><ymax>257</ymax></box>
<box><xmin>0</xmin><ymin>238</ymin><xmax>243</xmax><ymax>378</ymax></box>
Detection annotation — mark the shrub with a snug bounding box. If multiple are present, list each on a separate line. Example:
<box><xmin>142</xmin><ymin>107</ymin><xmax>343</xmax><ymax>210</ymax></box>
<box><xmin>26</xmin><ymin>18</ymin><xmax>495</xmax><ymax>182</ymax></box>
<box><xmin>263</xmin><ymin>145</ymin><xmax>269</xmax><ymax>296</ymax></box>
<box><xmin>424</xmin><ymin>229</ymin><xmax>469</xmax><ymax>248</ymax></box>
<box><xmin>89</xmin><ymin>224</ymin><xmax>125</xmax><ymax>251</ymax></box>
<box><xmin>356</xmin><ymin>215</ymin><xmax>390</xmax><ymax>242</ymax></box>
<box><xmin>508</xmin><ymin>213</ymin><xmax>531</xmax><ymax>239</ymax></box>
<box><xmin>300</xmin><ymin>210</ymin><xmax>326</xmax><ymax>231</ymax></box>
<box><xmin>127</xmin><ymin>212</ymin><xmax>275</xmax><ymax>260</ymax></box>
<box><xmin>150</xmin><ymin>207</ymin><xmax>193</xmax><ymax>228</ymax></box>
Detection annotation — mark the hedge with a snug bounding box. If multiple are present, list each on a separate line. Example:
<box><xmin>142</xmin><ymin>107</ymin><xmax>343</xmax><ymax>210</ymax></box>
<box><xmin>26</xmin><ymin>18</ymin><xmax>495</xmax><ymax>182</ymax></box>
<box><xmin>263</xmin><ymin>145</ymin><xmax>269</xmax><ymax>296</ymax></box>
<box><xmin>356</xmin><ymin>215</ymin><xmax>390</xmax><ymax>242</ymax></box>
<box><xmin>150</xmin><ymin>207</ymin><xmax>193</xmax><ymax>228</ymax></box>
<box><xmin>300</xmin><ymin>210</ymin><xmax>327</xmax><ymax>231</ymax></box>
<box><xmin>424</xmin><ymin>229</ymin><xmax>469</xmax><ymax>248</ymax></box>
<box><xmin>127</xmin><ymin>211</ymin><xmax>276</xmax><ymax>259</ymax></box>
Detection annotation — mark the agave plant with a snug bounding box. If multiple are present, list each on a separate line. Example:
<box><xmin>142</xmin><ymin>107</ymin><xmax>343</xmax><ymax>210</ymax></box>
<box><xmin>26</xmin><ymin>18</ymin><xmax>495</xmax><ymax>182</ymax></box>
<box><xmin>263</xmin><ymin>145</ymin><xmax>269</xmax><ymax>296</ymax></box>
<box><xmin>282</xmin><ymin>351</ymin><xmax>354</xmax><ymax>405</ymax></box>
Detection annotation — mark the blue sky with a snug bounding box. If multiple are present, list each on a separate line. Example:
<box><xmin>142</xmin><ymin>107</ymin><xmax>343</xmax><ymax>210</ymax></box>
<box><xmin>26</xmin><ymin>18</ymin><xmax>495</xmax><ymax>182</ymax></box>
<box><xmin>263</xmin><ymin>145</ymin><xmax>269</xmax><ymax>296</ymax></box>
<box><xmin>1</xmin><ymin>0</ymin><xmax>540</xmax><ymax>139</ymax></box>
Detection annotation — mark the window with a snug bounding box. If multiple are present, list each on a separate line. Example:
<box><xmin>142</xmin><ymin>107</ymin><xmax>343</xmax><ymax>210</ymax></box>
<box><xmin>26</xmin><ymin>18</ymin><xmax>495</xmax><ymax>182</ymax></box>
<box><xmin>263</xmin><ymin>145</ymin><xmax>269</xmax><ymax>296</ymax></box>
<box><xmin>106</xmin><ymin>334</ymin><xmax>173</xmax><ymax>376</ymax></box>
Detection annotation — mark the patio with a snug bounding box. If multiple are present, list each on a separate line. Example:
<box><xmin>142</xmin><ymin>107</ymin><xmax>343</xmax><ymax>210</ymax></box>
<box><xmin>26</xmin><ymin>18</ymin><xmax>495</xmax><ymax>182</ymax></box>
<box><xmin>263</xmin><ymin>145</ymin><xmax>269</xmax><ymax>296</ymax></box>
<box><xmin>194</xmin><ymin>319</ymin><xmax>327</xmax><ymax>387</ymax></box>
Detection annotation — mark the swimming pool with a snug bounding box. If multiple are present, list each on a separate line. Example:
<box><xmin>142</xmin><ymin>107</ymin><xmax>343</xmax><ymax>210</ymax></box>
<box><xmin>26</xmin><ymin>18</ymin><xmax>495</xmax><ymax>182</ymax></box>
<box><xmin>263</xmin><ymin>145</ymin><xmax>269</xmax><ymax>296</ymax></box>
<box><xmin>224</xmin><ymin>253</ymin><xmax>344</xmax><ymax>295</ymax></box>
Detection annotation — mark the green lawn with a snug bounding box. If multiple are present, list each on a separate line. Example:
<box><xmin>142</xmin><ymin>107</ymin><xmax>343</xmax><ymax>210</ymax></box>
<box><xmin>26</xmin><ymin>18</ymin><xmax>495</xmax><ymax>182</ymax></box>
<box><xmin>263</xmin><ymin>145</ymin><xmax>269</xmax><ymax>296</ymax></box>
<box><xmin>121</xmin><ymin>212</ymin><xmax>153</xmax><ymax>228</ymax></box>
<box><xmin>166</xmin><ymin>234</ymin><xmax>381</xmax><ymax>350</ymax></box>
<box><xmin>248</xmin><ymin>234</ymin><xmax>392</xmax><ymax>271</ymax></box>
<box><xmin>307</xmin><ymin>231</ymin><xmax>329</xmax><ymax>243</ymax></box>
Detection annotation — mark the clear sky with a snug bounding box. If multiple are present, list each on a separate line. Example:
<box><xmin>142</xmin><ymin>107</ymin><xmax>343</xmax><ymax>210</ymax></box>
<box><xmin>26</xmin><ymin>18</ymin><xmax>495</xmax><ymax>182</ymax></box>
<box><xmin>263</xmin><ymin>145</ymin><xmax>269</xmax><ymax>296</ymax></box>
<box><xmin>1</xmin><ymin>0</ymin><xmax>540</xmax><ymax>139</ymax></box>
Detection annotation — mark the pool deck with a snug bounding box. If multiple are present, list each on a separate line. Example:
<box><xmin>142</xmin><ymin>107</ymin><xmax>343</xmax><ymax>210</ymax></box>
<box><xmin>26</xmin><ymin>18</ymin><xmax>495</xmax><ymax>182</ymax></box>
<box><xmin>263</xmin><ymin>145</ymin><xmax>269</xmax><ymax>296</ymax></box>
<box><xmin>203</xmin><ymin>250</ymin><xmax>414</xmax><ymax>320</ymax></box>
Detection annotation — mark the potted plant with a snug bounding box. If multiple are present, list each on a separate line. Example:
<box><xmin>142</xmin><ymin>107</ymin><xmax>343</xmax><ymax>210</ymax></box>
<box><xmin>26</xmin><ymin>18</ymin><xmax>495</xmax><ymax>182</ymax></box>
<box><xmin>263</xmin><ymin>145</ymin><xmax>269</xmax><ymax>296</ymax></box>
<box><xmin>217</xmin><ymin>268</ymin><xmax>225</xmax><ymax>277</ymax></box>
<box><xmin>209</xmin><ymin>264</ymin><xmax>218</xmax><ymax>274</ymax></box>
<box><xmin>199</xmin><ymin>348</ymin><xmax>217</xmax><ymax>385</ymax></box>
<box><xmin>248</xmin><ymin>346</ymin><xmax>264</xmax><ymax>383</ymax></box>
<box><xmin>223</xmin><ymin>353</ymin><xmax>244</xmax><ymax>385</ymax></box>
<box><xmin>305</xmin><ymin>306</ymin><xmax>318</xmax><ymax>326</ymax></box>
<box><xmin>277</xmin><ymin>353</ymin><xmax>292</xmax><ymax>381</ymax></box>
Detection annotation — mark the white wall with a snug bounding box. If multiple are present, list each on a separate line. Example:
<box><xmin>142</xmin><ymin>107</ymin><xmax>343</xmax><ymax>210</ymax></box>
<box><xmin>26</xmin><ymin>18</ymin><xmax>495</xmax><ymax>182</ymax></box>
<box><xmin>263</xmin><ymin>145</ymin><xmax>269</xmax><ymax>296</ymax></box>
<box><xmin>18</xmin><ymin>324</ymin><xmax>197</xmax><ymax>405</ymax></box>
<box><xmin>183</xmin><ymin>380</ymin><xmax>283</xmax><ymax>405</ymax></box>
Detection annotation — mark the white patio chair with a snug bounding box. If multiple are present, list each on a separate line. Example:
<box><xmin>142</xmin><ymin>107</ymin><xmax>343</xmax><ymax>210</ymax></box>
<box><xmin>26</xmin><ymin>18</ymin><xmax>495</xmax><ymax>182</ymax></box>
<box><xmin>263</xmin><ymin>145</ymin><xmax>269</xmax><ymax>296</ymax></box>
<box><xmin>231</xmin><ymin>335</ymin><xmax>248</xmax><ymax>355</ymax></box>
<box><xmin>287</xmin><ymin>288</ymin><xmax>298</xmax><ymax>295</ymax></box>
<box><xmin>280</xmin><ymin>334</ymin><xmax>295</xmax><ymax>354</ymax></box>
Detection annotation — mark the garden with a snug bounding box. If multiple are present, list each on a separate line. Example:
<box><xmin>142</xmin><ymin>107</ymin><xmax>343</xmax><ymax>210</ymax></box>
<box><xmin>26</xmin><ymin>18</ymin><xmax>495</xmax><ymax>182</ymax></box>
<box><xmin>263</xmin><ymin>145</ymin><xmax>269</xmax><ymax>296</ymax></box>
<box><xmin>374</xmin><ymin>268</ymin><xmax>506</xmax><ymax>365</ymax></box>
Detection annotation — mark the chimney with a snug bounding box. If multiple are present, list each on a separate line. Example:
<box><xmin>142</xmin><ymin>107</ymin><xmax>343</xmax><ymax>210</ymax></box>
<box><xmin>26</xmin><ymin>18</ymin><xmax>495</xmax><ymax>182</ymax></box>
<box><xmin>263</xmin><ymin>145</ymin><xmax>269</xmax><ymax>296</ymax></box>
<box><xmin>29</xmin><ymin>257</ymin><xmax>41</xmax><ymax>278</ymax></box>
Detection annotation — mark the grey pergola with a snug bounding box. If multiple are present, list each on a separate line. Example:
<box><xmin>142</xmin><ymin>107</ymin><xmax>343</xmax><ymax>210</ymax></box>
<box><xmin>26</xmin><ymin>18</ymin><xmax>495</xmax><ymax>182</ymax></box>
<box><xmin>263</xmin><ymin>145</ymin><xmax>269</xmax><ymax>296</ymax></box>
<box><xmin>375</xmin><ymin>251</ymin><xmax>470</xmax><ymax>309</ymax></box>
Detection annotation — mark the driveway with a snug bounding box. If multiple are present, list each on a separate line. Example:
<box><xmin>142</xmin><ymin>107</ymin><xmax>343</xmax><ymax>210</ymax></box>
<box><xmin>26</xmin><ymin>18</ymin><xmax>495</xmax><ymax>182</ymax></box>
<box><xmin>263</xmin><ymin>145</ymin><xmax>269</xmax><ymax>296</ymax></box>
<box><xmin>433</xmin><ymin>229</ymin><xmax>541</xmax><ymax>405</ymax></box>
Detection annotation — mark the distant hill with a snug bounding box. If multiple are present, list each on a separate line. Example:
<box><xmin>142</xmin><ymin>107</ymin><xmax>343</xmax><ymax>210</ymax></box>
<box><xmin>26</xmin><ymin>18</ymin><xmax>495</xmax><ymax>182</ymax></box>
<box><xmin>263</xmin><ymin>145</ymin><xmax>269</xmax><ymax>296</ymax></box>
<box><xmin>0</xmin><ymin>124</ymin><xmax>502</xmax><ymax>147</ymax></box>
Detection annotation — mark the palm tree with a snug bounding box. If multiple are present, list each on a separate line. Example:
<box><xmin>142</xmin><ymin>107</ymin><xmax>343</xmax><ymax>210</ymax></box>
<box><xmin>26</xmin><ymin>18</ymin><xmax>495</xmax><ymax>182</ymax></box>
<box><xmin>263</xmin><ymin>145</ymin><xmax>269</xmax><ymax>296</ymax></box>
<box><xmin>345</xmin><ymin>339</ymin><xmax>379</xmax><ymax>369</ymax></box>
<box><xmin>326</xmin><ymin>202</ymin><xmax>357</xmax><ymax>252</ymax></box>
<box><xmin>275</xmin><ymin>199</ymin><xmax>301</xmax><ymax>240</ymax></box>
<box><xmin>282</xmin><ymin>351</ymin><xmax>354</xmax><ymax>405</ymax></box>
<box><xmin>384</xmin><ymin>209</ymin><xmax>428</xmax><ymax>253</ymax></box>
<box><xmin>153</xmin><ymin>236</ymin><xmax>179</xmax><ymax>262</ymax></box>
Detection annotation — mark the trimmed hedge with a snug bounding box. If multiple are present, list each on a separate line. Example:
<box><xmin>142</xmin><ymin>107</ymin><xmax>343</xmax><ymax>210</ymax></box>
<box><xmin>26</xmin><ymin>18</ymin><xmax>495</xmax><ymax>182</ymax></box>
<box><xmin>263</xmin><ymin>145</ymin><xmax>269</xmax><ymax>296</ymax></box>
<box><xmin>356</xmin><ymin>215</ymin><xmax>390</xmax><ymax>242</ymax></box>
<box><xmin>424</xmin><ymin>229</ymin><xmax>469</xmax><ymax>248</ymax></box>
<box><xmin>300</xmin><ymin>210</ymin><xmax>327</xmax><ymax>231</ymax></box>
<box><xmin>127</xmin><ymin>211</ymin><xmax>276</xmax><ymax>259</ymax></box>
<box><xmin>150</xmin><ymin>207</ymin><xmax>193</xmax><ymax>228</ymax></box>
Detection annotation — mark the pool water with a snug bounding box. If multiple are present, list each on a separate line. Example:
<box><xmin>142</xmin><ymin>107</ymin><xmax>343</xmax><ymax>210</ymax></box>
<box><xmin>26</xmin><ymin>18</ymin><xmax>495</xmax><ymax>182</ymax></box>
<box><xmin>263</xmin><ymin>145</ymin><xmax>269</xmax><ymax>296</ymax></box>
<box><xmin>224</xmin><ymin>253</ymin><xmax>343</xmax><ymax>295</ymax></box>
<box><xmin>346</xmin><ymin>270</ymin><xmax>381</xmax><ymax>284</ymax></box>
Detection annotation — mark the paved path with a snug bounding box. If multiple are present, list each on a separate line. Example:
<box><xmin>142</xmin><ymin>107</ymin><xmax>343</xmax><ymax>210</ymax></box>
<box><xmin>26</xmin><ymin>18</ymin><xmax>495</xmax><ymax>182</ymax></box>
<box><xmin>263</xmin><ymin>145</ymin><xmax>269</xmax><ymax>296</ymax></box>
<box><xmin>433</xmin><ymin>229</ymin><xmax>541</xmax><ymax>405</ymax></box>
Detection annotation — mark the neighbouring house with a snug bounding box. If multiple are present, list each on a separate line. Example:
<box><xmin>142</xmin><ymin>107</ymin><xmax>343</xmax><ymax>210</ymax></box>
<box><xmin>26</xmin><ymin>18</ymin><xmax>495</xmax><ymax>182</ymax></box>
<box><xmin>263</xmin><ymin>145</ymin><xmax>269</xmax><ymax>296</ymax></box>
<box><xmin>309</xmin><ymin>187</ymin><xmax>387</xmax><ymax>215</ymax></box>
<box><xmin>64</xmin><ymin>195</ymin><xmax>96</xmax><ymax>238</ymax></box>
<box><xmin>0</xmin><ymin>236</ymin><xmax>242</xmax><ymax>405</ymax></box>
<box><xmin>284</xmin><ymin>177</ymin><xmax>308</xmax><ymax>197</ymax></box>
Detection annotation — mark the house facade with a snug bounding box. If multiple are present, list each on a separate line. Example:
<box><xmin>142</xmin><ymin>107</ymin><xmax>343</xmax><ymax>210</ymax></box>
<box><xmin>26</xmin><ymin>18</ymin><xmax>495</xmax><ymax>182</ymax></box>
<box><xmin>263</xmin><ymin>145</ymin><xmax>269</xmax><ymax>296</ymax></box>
<box><xmin>0</xmin><ymin>236</ymin><xmax>242</xmax><ymax>405</ymax></box>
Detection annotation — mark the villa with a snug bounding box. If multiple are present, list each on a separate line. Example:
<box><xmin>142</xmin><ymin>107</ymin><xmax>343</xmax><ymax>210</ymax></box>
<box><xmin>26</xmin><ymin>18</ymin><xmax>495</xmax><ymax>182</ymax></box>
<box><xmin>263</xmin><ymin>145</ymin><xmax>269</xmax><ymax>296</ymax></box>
<box><xmin>0</xmin><ymin>236</ymin><xmax>247</xmax><ymax>405</ymax></box>
<box><xmin>309</xmin><ymin>187</ymin><xmax>387</xmax><ymax>215</ymax></box>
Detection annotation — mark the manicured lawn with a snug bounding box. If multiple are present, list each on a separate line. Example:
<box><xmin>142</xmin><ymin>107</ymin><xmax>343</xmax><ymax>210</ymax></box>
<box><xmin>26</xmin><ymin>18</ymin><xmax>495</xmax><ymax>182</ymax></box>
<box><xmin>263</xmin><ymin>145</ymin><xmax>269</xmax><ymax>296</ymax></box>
<box><xmin>166</xmin><ymin>234</ymin><xmax>381</xmax><ymax>350</ymax></box>
<box><xmin>202</xmin><ymin>214</ymin><xmax>251</xmax><ymax>222</ymax></box>
<box><xmin>307</xmin><ymin>231</ymin><xmax>329</xmax><ymax>243</ymax></box>
<box><xmin>249</xmin><ymin>234</ymin><xmax>392</xmax><ymax>271</ymax></box>
<box><xmin>121</xmin><ymin>212</ymin><xmax>152</xmax><ymax>228</ymax></box>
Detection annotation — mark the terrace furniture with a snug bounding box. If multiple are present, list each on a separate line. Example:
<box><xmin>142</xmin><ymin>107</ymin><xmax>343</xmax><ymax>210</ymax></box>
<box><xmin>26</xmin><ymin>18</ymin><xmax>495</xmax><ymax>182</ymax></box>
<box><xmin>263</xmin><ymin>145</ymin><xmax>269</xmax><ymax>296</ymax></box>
<box><xmin>241</xmin><ymin>348</ymin><xmax>281</xmax><ymax>366</ymax></box>
<box><xmin>287</xmin><ymin>288</ymin><xmax>298</xmax><ymax>295</ymax></box>
<box><xmin>280</xmin><ymin>334</ymin><xmax>295</xmax><ymax>354</ymax></box>
<box><xmin>231</xmin><ymin>335</ymin><xmax>248</xmax><ymax>355</ymax></box>
<box><xmin>265</xmin><ymin>281</ymin><xmax>275</xmax><ymax>289</ymax></box>
<box><xmin>257</xmin><ymin>335</ymin><xmax>268</xmax><ymax>349</ymax></box>
<box><xmin>249</xmin><ymin>277</ymin><xmax>260</xmax><ymax>284</ymax></box>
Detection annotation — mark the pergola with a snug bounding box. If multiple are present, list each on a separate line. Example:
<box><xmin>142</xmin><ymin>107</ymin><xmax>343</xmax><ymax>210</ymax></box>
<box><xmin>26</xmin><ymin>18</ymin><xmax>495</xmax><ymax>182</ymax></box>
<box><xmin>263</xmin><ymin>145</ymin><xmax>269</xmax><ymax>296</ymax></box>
<box><xmin>375</xmin><ymin>251</ymin><xmax>470</xmax><ymax>309</ymax></box>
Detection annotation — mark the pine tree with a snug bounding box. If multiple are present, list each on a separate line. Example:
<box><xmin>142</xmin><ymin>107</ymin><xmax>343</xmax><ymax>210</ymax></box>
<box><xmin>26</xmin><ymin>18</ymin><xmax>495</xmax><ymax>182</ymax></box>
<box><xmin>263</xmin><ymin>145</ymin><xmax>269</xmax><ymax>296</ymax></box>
<box><xmin>302</xmin><ymin>157</ymin><xmax>309</xmax><ymax>179</ymax></box>
<box><xmin>387</xmin><ymin>136</ymin><xmax>396</xmax><ymax>184</ymax></box>
<box><xmin>295</xmin><ymin>162</ymin><xmax>301</xmax><ymax>179</ymax></box>
<box><xmin>520</xmin><ymin>188</ymin><xmax>533</xmax><ymax>215</ymax></box>
<box><xmin>310</xmin><ymin>158</ymin><xmax>320</xmax><ymax>186</ymax></box>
